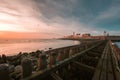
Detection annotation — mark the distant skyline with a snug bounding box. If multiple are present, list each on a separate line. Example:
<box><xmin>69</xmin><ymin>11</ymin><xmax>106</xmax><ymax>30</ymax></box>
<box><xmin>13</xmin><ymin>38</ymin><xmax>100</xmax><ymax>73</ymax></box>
<box><xmin>0</xmin><ymin>0</ymin><xmax>120</xmax><ymax>38</ymax></box>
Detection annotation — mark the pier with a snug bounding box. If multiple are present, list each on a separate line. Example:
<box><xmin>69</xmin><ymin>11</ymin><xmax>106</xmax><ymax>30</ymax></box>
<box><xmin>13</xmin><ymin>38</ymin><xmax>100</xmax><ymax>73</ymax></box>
<box><xmin>107</xmin><ymin>36</ymin><xmax>120</xmax><ymax>42</ymax></box>
<box><xmin>0</xmin><ymin>40</ymin><xmax>120</xmax><ymax>80</ymax></box>
<box><xmin>1</xmin><ymin>0</ymin><xmax>120</xmax><ymax>80</ymax></box>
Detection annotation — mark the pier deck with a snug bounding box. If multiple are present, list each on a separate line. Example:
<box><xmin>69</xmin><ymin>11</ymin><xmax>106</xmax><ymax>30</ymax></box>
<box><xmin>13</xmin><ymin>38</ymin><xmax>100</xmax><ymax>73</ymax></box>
<box><xmin>21</xmin><ymin>40</ymin><xmax>120</xmax><ymax>80</ymax></box>
<box><xmin>0</xmin><ymin>40</ymin><xmax>120</xmax><ymax>80</ymax></box>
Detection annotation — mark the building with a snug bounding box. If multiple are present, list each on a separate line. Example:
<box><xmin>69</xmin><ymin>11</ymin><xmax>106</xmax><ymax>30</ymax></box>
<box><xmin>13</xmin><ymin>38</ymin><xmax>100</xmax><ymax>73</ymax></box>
<box><xmin>81</xmin><ymin>33</ymin><xmax>91</xmax><ymax>38</ymax></box>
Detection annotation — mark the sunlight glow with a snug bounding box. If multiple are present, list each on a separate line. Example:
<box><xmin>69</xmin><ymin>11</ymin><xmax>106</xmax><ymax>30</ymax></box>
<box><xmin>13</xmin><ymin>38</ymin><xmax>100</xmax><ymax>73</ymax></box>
<box><xmin>0</xmin><ymin>23</ymin><xmax>28</xmax><ymax>32</ymax></box>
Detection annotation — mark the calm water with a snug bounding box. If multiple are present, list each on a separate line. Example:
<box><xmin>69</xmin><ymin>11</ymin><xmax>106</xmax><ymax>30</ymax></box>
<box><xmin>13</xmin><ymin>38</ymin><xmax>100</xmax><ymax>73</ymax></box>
<box><xmin>115</xmin><ymin>42</ymin><xmax>120</xmax><ymax>48</ymax></box>
<box><xmin>0</xmin><ymin>39</ymin><xmax>80</xmax><ymax>56</ymax></box>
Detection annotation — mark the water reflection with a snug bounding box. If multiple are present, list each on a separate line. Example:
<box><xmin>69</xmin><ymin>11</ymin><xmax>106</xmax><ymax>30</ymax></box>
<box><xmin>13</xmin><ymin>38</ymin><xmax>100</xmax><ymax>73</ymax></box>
<box><xmin>74</xmin><ymin>40</ymin><xmax>80</xmax><ymax>45</ymax></box>
<box><xmin>115</xmin><ymin>42</ymin><xmax>120</xmax><ymax>48</ymax></box>
<box><xmin>0</xmin><ymin>39</ymin><xmax>80</xmax><ymax>56</ymax></box>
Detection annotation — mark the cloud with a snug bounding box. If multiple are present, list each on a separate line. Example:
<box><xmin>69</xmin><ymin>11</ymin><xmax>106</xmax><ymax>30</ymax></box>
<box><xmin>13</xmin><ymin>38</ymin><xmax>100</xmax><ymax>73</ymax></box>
<box><xmin>0</xmin><ymin>0</ymin><xmax>95</xmax><ymax>36</ymax></box>
<box><xmin>95</xmin><ymin>6</ymin><xmax>120</xmax><ymax>21</ymax></box>
<box><xmin>0</xmin><ymin>0</ymin><xmax>120</xmax><ymax>38</ymax></box>
<box><xmin>33</xmin><ymin>0</ymin><xmax>99</xmax><ymax>33</ymax></box>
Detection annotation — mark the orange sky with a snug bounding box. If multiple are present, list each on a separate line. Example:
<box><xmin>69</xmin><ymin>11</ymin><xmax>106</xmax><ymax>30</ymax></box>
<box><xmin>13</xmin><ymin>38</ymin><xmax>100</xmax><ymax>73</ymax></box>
<box><xmin>1</xmin><ymin>0</ymin><xmax>120</xmax><ymax>38</ymax></box>
<box><xmin>0</xmin><ymin>31</ymin><xmax>57</xmax><ymax>39</ymax></box>
<box><xmin>0</xmin><ymin>0</ymin><xmax>97</xmax><ymax>39</ymax></box>
<box><xmin>0</xmin><ymin>0</ymin><xmax>64</xmax><ymax>39</ymax></box>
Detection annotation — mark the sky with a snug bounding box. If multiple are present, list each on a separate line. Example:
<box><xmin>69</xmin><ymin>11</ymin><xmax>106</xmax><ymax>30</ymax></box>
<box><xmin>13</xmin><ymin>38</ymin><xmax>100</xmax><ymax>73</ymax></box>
<box><xmin>0</xmin><ymin>0</ymin><xmax>120</xmax><ymax>38</ymax></box>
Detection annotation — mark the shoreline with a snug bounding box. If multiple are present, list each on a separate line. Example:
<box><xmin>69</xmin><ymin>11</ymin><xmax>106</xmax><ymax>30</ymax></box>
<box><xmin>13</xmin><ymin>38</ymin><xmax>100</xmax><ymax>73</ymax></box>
<box><xmin>0</xmin><ymin>40</ymin><xmax>81</xmax><ymax>65</ymax></box>
<box><xmin>0</xmin><ymin>39</ymin><xmax>102</xmax><ymax>80</ymax></box>
<box><xmin>0</xmin><ymin>39</ymin><xmax>80</xmax><ymax>56</ymax></box>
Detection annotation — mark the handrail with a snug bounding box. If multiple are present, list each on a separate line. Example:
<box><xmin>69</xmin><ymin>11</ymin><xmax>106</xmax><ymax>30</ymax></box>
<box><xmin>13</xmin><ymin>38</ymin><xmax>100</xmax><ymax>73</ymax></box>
<box><xmin>109</xmin><ymin>41</ymin><xmax>120</xmax><ymax>80</ymax></box>
<box><xmin>22</xmin><ymin>41</ymin><xmax>104</xmax><ymax>80</ymax></box>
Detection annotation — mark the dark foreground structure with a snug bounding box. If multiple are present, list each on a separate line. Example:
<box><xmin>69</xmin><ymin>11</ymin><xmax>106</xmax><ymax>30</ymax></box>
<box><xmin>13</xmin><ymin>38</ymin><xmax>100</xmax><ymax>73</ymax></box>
<box><xmin>0</xmin><ymin>40</ymin><xmax>120</xmax><ymax>80</ymax></box>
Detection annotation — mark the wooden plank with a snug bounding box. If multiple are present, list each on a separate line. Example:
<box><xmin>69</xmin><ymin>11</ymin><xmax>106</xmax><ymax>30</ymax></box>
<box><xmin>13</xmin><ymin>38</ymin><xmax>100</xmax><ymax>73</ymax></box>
<box><xmin>73</xmin><ymin>61</ymin><xmax>95</xmax><ymax>72</ymax></box>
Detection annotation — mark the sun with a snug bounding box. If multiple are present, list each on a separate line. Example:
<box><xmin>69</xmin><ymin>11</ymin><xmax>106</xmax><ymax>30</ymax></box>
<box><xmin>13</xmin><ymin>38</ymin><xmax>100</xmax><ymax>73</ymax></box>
<box><xmin>0</xmin><ymin>23</ymin><xmax>28</xmax><ymax>32</ymax></box>
<box><xmin>0</xmin><ymin>24</ymin><xmax>12</xmax><ymax>31</ymax></box>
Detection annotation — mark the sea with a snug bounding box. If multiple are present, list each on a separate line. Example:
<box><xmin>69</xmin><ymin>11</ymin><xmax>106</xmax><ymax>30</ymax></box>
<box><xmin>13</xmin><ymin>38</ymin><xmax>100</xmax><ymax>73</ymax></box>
<box><xmin>115</xmin><ymin>42</ymin><xmax>120</xmax><ymax>48</ymax></box>
<box><xmin>0</xmin><ymin>39</ymin><xmax>80</xmax><ymax>56</ymax></box>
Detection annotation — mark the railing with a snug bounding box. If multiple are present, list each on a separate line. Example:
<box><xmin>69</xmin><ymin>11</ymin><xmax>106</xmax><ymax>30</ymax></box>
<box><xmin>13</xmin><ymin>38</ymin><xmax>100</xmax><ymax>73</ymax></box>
<box><xmin>22</xmin><ymin>40</ymin><xmax>103</xmax><ymax>80</ymax></box>
<box><xmin>110</xmin><ymin>41</ymin><xmax>120</xmax><ymax>80</ymax></box>
<box><xmin>0</xmin><ymin>40</ymin><xmax>103</xmax><ymax>80</ymax></box>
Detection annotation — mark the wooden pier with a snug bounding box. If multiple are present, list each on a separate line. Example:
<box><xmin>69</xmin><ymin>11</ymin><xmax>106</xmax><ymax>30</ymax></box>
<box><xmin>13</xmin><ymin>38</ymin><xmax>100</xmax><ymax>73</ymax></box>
<box><xmin>0</xmin><ymin>40</ymin><xmax>120</xmax><ymax>80</ymax></box>
<box><xmin>21</xmin><ymin>40</ymin><xmax>120</xmax><ymax>80</ymax></box>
